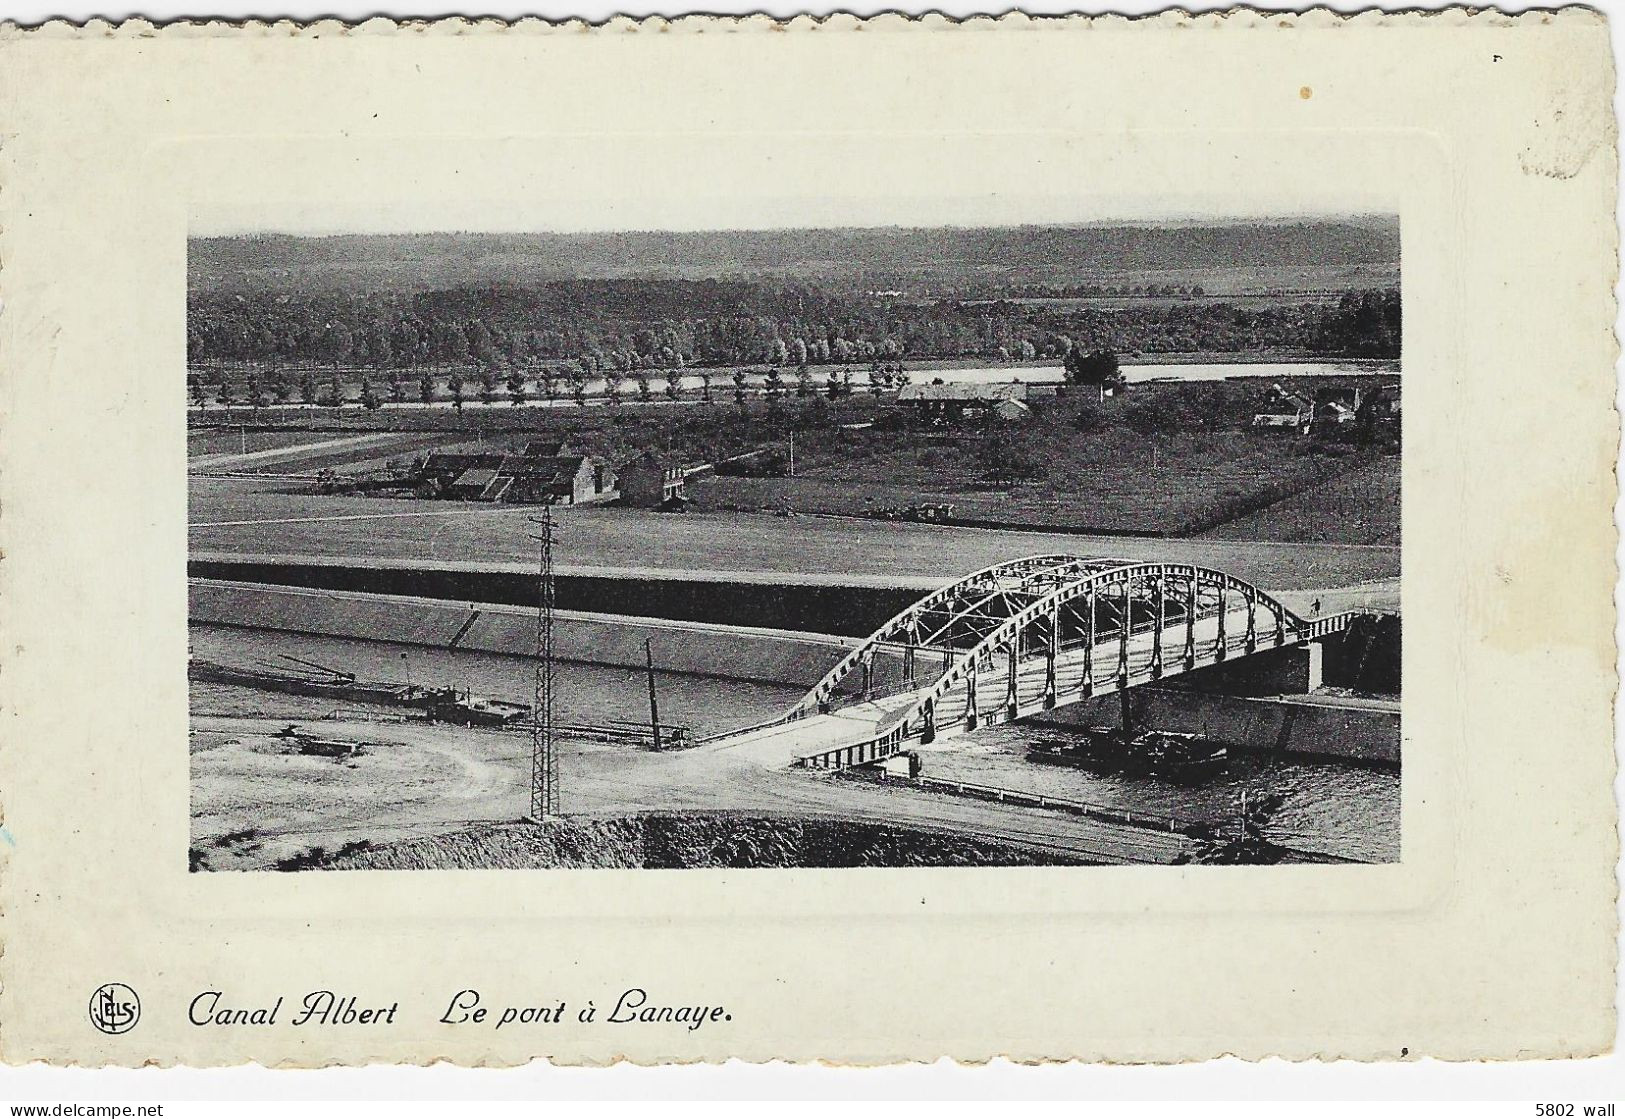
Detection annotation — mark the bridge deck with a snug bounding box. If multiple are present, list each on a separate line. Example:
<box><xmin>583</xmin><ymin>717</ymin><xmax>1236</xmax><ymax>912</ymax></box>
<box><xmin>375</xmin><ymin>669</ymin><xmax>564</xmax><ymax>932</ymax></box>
<box><xmin>709</xmin><ymin>605</ymin><xmax>1338</xmax><ymax>768</ymax></box>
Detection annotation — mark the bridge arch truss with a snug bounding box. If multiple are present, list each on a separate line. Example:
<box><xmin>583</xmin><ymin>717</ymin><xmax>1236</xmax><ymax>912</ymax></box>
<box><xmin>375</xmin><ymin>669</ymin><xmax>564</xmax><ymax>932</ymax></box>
<box><xmin>773</xmin><ymin>555</ymin><xmax>1351</xmax><ymax>770</ymax></box>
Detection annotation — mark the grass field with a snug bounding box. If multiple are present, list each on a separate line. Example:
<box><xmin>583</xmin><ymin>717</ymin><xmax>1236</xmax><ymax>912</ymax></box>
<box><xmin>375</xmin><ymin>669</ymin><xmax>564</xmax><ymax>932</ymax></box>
<box><xmin>190</xmin><ymin>377</ymin><xmax>1395</xmax><ymax>541</ymax></box>
<box><xmin>1203</xmin><ymin>457</ymin><xmax>1401</xmax><ymax>546</ymax></box>
<box><xmin>189</xmin><ymin>475</ymin><xmax>1398</xmax><ymax>594</ymax></box>
<box><xmin>189</xmin><ymin>431</ymin><xmax>448</xmax><ymax>475</ymax></box>
<box><xmin>695</xmin><ymin>430</ymin><xmax>1370</xmax><ymax>537</ymax></box>
<box><xmin>688</xmin><ymin>381</ymin><xmax>1391</xmax><ymax>539</ymax></box>
<box><xmin>187</xmin><ymin>428</ymin><xmax>340</xmax><ymax>457</ymax></box>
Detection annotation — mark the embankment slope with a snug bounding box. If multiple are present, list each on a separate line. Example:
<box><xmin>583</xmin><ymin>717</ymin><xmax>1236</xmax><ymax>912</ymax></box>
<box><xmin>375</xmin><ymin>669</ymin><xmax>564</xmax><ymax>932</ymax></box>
<box><xmin>322</xmin><ymin>813</ymin><xmax>1088</xmax><ymax>870</ymax></box>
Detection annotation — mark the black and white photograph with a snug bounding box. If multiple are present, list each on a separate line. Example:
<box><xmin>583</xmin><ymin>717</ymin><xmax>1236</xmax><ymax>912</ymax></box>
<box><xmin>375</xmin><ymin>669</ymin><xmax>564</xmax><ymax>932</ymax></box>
<box><xmin>186</xmin><ymin>215</ymin><xmax>1403</xmax><ymax>871</ymax></box>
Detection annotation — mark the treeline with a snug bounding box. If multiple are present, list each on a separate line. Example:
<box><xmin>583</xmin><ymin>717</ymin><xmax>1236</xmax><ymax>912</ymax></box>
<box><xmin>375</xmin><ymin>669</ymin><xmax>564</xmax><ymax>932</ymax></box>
<box><xmin>185</xmin><ymin>281</ymin><xmax>1400</xmax><ymax>376</ymax></box>
<box><xmin>964</xmin><ymin>282</ymin><xmax>1209</xmax><ymax>298</ymax></box>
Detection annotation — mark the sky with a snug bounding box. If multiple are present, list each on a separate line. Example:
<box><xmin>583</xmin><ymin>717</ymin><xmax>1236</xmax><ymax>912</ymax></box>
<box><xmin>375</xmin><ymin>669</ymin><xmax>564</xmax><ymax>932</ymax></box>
<box><xmin>192</xmin><ymin>208</ymin><xmax>1401</xmax><ymax>241</ymax></box>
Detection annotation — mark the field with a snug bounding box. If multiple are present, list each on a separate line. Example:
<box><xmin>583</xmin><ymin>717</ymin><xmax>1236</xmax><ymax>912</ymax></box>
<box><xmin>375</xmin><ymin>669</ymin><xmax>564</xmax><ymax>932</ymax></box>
<box><xmin>187</xmin><ymin>428</ymin><xmax>345</xmax><ymax>457</ymax></box>
<box><xmin>695</xmin><ymin>432</ymin><xmax>1373</xmax><ymax>537</ymax></box>
<box><xmin>190</xmin><ymin>475</ymin><xmax>1399</xmax><ymax>606</ymax></box>
<box><xmin>1204</xmin><ymin>457</ymin><xmax>1401</xmax><ymax>546</ymax></box>
<box><xmin>690</xmin><ymin>379</ymin><xmax>1393</xmax><ymax>538</ymax></box>
<box><xmin>189</xmin><ymin>396</ymin><xmax>887</xmax><ymax>475</ymax></box>
<box><xmin>189</xmin><ymin>431</ymin><xmax>450</xmax><ymax>476</ymax></box>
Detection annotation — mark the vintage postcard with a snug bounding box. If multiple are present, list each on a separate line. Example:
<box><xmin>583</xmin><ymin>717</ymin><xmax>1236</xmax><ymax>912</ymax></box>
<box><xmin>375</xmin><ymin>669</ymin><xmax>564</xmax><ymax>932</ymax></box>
<box><xmin>0</xmin><ymin>11</ymin><xmax>1615</xmax><ymax>1066</ymax></box>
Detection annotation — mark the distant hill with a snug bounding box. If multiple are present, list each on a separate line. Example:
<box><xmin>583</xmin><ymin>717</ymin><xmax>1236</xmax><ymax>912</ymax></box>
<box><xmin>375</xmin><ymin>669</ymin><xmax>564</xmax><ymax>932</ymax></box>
<box><xmin>189</xmin><ymin>220</ymin><xmax>1399</xmax><ymax>297</ymax></box>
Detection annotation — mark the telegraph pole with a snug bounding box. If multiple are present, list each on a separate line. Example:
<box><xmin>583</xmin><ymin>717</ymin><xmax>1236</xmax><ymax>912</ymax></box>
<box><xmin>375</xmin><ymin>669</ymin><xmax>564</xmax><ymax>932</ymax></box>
<box><xmin>528</xmin><ymin>506</ymin><xmax>559</xmax><ymax>820</ymax></box>
<box><xmin>644</xmin><ymin>638</ymin><xmax>663</xmax><ymax>752</ymax></box>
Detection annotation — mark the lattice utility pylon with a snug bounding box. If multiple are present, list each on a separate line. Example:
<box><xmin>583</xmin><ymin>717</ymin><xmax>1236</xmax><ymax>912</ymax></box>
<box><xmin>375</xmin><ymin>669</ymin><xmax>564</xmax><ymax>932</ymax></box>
<box><xmin>528</xmin><ymin>506</ymin><xmax>559</xmax><ymax>819</ymax></box>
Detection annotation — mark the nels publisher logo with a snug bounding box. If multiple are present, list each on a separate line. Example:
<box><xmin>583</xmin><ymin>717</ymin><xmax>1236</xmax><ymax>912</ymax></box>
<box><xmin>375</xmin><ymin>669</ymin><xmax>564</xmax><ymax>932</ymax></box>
<box><xmin>88</xmin><ymin>983</ymin><xmax>140</xmax><ymax>1035</ymax></box>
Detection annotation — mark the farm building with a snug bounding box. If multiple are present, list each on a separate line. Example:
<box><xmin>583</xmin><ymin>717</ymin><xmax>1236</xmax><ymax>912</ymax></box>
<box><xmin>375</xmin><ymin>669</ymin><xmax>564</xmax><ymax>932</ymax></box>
<box><xmin>1315</xmin><ymin>387</ymin><xmax>1362</xmax><ymax>427</ymax></box>
<box><xmin>419</xmin><ymin>452</ymin><xmax>509</xmax><ymax>498</ymax></box>
<box><xmin>1357</xmin><ymin>383</ymin><xmax>1402</xmax><ymax>420</ymax></box>
<box><xmin>418</xmin><ymin>445</ymin><xmax>617</xmax><ymax>505</ymax></box>
<box><xmin>1252</xmin><ymin>384</ymin><xmax>1314</xmax><ymax>431</ymax></box>
<box><xmin>444</xmin><ymin>465</ymin><xmax>504</xmax><ymax>500</ymax></box>
<box><xmin>509</xmin><ymin>454</ymin><xmax>616</xmax><ymax>505</ymax></box>
<box><xmin>1251</xmin><ymin>383</ymin><xmax>1400</xmax><ymax>440</ymax></box>
<box><xmin>991</xmin><ymin>398</ymin><xmax>1032</xmax><ymax>422</ymax></box>
<box><xmin>897</xmin><ymin>382</ymin><xmax>1033</xmax><ymax>422</ymax></box>
<box><xmin>1354</xmin><ymin>383</ymin><xmax>1402</xmax><ymax>443</ymax></box>
<box><xmin>618</xmin><ymin>451</ymin><xmax>687</xmax><ymax>509</ymax></box>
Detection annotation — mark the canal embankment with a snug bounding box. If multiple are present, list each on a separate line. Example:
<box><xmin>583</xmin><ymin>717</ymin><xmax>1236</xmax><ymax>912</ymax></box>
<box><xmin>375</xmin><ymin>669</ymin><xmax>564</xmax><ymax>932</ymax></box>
<box><xmin>190</xmin><ymin>554</ymin><xmax>926</xmax><ymax>638</ymax></box>
<box><xmin>191</xmin><ymin>575</ymin><xmax>1399</xmax><ymax>764</ymax></box>
<box><xmin>188</xmin><ymin>553</ymin><xmax>1400</xmax><ymax>691</ymax></box>
<box><xmin>190</xmin><ymin>579</ymin><xmax>860</xmax><ymax>688</ymax></box>
<box><xmin>320</xmin><ymin>813</ymin><xmax>1092</xmax><ymax>870</ymax></box>
<box><xmin>1029</xmin><ymin>688</ymin><xmax>1400</xmax><ymax>766</ymax></box>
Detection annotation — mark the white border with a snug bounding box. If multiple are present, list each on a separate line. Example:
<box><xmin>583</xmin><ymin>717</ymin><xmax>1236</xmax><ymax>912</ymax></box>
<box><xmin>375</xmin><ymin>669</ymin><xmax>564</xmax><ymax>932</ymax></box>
<box><xmin>0</xmin><ymin>0</ymin><xmax>1616</xmax><ymax>1101</ymax></box>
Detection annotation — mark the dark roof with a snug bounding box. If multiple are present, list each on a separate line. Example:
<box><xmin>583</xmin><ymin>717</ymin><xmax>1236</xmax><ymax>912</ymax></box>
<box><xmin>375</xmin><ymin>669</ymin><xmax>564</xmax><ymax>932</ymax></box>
<box><xmin>524</xmin><ymin>439</ymin><xmax>572</xmax><ymax>458</ymax></box>
<box><xmin>516</xmin><ymin>455</ymin><xmax>591</xmax><ymax>485</ymax></box>
<box><xmin>450</xmin><ymin>468</ymin><xmax>500</xmax><ymax>489</ymax></box>
<box><xmin>1314</xmin><ymin>386</ymin><xmax>1361</xmax><ymax>404</ymax></box>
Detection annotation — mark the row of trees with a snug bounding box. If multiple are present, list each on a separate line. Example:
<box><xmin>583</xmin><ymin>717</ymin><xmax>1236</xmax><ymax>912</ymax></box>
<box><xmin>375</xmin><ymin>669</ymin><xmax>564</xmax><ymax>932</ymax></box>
<box><xmin>185</xmin><ymin>280</ymin><xmax>1401</xmax><ymax>379</ymax></box>
<box><xmin>962</xmin><ymin>282</ymin><xmax>1208</xmax><ymax>299</ymax></box>
<box><xmin>186</xmin><ymin>358</ymin><xmax>920</xmax><ymax>411</ymax></box>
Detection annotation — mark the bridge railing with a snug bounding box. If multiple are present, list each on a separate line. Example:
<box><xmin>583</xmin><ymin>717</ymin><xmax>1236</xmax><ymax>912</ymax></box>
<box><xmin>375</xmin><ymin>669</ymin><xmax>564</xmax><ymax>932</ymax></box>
<box><xmin>1301</xmin><ymin>612</ymin><xmax>1360</xmax><ymax>639</ymax></box>
<box><xmin>693</xmin><ymin>712</ymin><xmax>799</xmax><ymax>745</ymax></box>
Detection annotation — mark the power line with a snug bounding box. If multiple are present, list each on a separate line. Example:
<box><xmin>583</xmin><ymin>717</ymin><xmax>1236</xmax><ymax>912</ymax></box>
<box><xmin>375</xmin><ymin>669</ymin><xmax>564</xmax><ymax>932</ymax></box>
<box><xmin>528</xmin><ymin>506</ymin><xmax>559</xmax><ymax>820</ymax></box>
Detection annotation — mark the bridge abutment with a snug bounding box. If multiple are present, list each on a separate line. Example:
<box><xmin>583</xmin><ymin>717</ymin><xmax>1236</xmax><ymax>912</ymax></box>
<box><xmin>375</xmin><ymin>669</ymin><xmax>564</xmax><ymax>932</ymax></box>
<box><xmin>1182</xmin><ymin>640</ymin><xmax>1324</xmax><ymax>696</ymax></box>
<box><xmin>1030</xmin><ymin>686</ymin><xmax>1398</xmax><ymax>766</ymax></box>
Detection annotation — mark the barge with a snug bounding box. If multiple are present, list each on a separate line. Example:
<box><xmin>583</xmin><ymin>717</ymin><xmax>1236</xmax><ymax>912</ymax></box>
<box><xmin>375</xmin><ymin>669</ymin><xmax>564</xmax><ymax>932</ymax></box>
<box><xmin>1027</xmin><ymin>727</ymin><xmax>1229</xmax><ymax>784</ymax></box>
<box><xmin>189</xmin><ymin>654</ymin><xmax>534</xmax><ymax>727</ymax></box>
<box><xmin>189</xmin><ymin>654</ymin><xmax>418</xmax><ymax>706</ymax></box>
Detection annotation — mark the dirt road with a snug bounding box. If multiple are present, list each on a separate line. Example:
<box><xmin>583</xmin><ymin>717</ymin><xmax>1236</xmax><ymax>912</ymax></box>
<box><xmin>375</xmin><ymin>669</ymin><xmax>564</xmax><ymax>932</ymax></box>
<box><xmin>190</xmin><ymin>711</ymin><xmax>1191</xmax><ymax>871</ymax></box>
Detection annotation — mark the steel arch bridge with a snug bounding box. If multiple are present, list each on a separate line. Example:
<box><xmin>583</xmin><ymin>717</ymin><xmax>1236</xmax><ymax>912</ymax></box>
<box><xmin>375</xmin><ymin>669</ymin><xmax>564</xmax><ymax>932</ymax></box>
<box><xmin>708</xmin><ymin>555</ymin><xmax>1355</xmax><ymax>770</ymax></box>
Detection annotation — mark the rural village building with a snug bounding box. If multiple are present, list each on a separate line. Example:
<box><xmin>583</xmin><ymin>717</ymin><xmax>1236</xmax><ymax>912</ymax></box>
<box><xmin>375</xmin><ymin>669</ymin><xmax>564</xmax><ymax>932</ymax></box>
<box><xmin>897</xmin><ymin>381</ymin><xmax>1035</xmax><ymax>422</ymax></box>
<box><xmin>618</xmin><ymin>451</ymin><xmax>688</xmax><ymax>508</ymax></box>
<box><xmin>1315</xmin><ymin>386</ymin><xmax>1363</xmax><ymax>427</ymax></box>
<box><xmin>1251</xmin><ymin>384</ymin><xmax>1314</xmax><ymax>430</ymax></box>
<box><xmin>991</xmin><ymin>398</ymin><xmax>1032</xmax><ymax>422</ymax></box>
<box><xmin>1251</xmin><ymin>382</ymin><xmax>1401</xmax><ymax>438</ymax></box>
<box><xmin>419</xmin><ymin>442</ymin><xmax>618</xmax><ymax>505</ymax></box>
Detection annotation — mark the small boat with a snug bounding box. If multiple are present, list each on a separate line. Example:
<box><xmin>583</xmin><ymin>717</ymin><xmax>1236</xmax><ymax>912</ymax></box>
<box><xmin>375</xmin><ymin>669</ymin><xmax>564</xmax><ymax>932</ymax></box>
<box><xmin>420</xmin><ymin>689</ymin><xmax>532</xmax><ymax>727</ymax></box>
<box><xmin>1125</xmin><ymin>730</ymin><xmax>1230</xmax><ymax>783</ymax></box>
<box><xmin>271</xmin><ymin>724</ymin><xmax>366</xmax><ymax>759</ymax></box>
<box><xmin>190</xmin><ymin>656</ymin><xmax>415</xmax><ymax>706</ymax></box>
<box><xmin>1028</xmin><ymin>727</ymin><xmax>1228</xmax><ymax>784</ymax></box>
